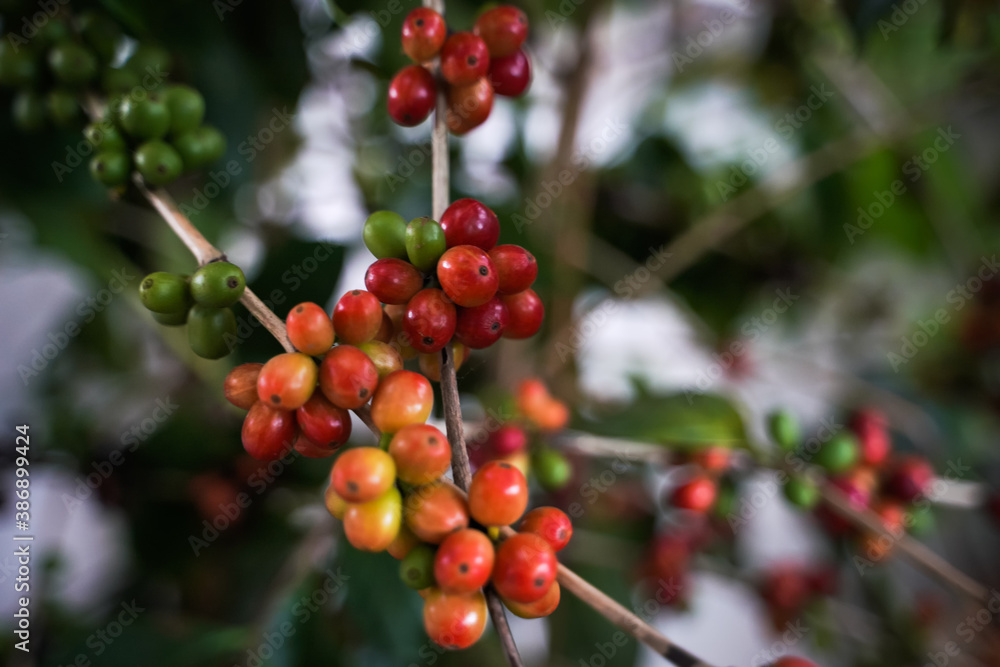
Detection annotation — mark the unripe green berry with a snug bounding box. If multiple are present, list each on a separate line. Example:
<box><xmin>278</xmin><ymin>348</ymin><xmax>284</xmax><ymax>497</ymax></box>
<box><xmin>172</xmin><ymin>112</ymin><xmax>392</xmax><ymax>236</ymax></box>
<box><xmin>187</xmin><ymin>304</ymin><xmax>236</xmax><ymax>359</ymax></box>
<box><xmin>47</xmin><ymin>89</ymin><xmax>80</xmax><ymax>127</ymax></box>
<box><xmin>47</xmin><ymin>42</ymin><xmax>98</xmax><ymax>85</ymax></box>
<box><xmin>405</xmin><ymin>217</ymin><xmax>446</xmax><ymax>272</ymax></box>
<box><xmin>363</xmin><ymin>211</ymin><xmax>408</xmax><ymax>259</ymax></box>
<box><xmin>134</xmin><ymin>140</ymin><xmax>183</xmax><ymax>186</ymax></box>
<box><xmin>399</xmin><ymin>544</ymin><xmax>435</xmax><ymax>590</ymax></box>
<box><xmin>164</xmin><ymin>84</ymin><xmax>205</xmax><ymax>135</ymax></box>
<box><xmin>173</xmin><ymin>125</ymin><xmax>226</xmax><ymax>170</ymax></box>
<box><xmin>768</xmin><ymin>409</ymin><xmax>800</xmax><ymax>451</ymax></box>
<box><xmin>783</xmin><ymin>474</ymin><xmax>819</xmax><ymax>509</ymax></box>
<box><xmin>814</xmin><ymin>433</ymin><xmax>859</xmax><ymax>474</ymax></box>
<box><xmin>90</xmin><ymin>151</ymin><xmax>131</xmax><ymax>187</ymax></box>
<box><xmin>101</xmin><ymin>67</ymin><xmax>140</xmax><ymax>94</ymax></box>
<box><xmin>190</xmin><ymin>261</ymin><xmax>246</xmax><ymax>307</ymax></box>
<box><xmin>119</xmin><ymin>93</ymin><xmax>171</xmax><ymax>140</ymax></box>
<box><xmin>139</xmin><ymin>272</ymin><xmax>190</xmax><ymax>314</ymax></box>
<box><xmin>152</xmin><ymin>309</ymin><xmax>189</xmax><ymax>327</ymax></box>
<box><xmin>533</xmin><ymin>447</ymin><xmax>571</xmax><ymax>491</ymax></box>
<box><xmin>77</xmin><ymin>11</ymin><xmax>122</xmax><ymax>63</ymax></box>
<box><xmin>84</xmin><ymin>121</ymin><xmax>126</xmax><ymax>152</ymax></box>
<box><xmin>125</xmin><ymin>44</ymin><xmax>172</xmax><ymax>77</ymax></box>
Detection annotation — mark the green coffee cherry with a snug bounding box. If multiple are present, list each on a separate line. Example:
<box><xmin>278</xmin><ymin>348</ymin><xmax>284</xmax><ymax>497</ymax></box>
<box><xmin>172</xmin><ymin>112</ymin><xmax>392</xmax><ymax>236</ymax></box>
<box><xmin>119</xmin><ymin>93</ymin><xmax>170</xmax><ymax>140</ymax></box>
<box><xmin>405</xmin><ymin>217</ymin><xmax>447</xmax><ymax>272</ymax></box>
<box><xmin>47</xmin><ymin>42</ymin><xmax>98</xmax><ymax>86</ymax></box>
<box><xmin>47</xmin><ymin>89</ymin><xmax>80</xmax><ymax>126</ymax></box>
<box><xmin>533</xmin><ymin>447</ymin><xmax>571</xmax><ymax>491</ymax></box>
<box><xmin>767</xmin><ymin>409</ymin><xmax>800</xmax><ymax>451</ymax></box>
<box><xmin>908</xmin><ymin>505</ymin><xmax>934</xmax><ymax>536</ymax></box>
<box><xmin>399</xmin><ymin>544</ymin><xmax>435</xmax><ymax>590</ymax></box>
<box><xmin>12</xmin><ymin>92</ymin><xmax>45</xmax><ymax>131</ymax></box>
<box><xmin>173</xmin><ymin>125</ymin><xmax>226</xmax><ymax>170</ymax></box>
<box><xmin>783</xmin><ymin>474</ymin><xmax>819</xmax><ymax>509</ymax></box>
<box><xmin>363</xmin><ymin>211</ymin><xmax>408</xmax><ymax>259</ymax></box>
<box><xmin>0</xmin><ymin>45</ymin><xmax>38</xmax><ymax>88</ymax></box>
<box><xmin>84</xmin><ymin>121</ymin><xmax>126</xmax><ymax>152</ymax></box>
<box><xmin>125</xmin><ymin>44</ymin><xmax>172</xmax><ymax>77</ymax></box>
<box><xmin>139</xmin><ymin>272</ymin><xmax>190</xmax><ymax>314</ymax></box>
<box><xmin>190</xmin><ymin>261</ymin><xmax>246</xmax><ymax>307</ymax></box>
<box><xmin>77</xmin><ymin>11</ymin><xmax>122</xmax><ymax>62</ymax></box>
<box><xmin>712</xmin><ymin>478</ymin><xmax>738</xmax><ymax>521</ymax></box>
<box><xmin>90</xmin><ymin>151</ymin><xmax>131</xmax><ymax>187</ymax></box>
<box><xmin>101</xmin><ymin>67</ymin><xmax>140</xmax><ymax>94</ymax></box>
<box><xmin>814</xmin><ymin>433</ymin><xmax>859</xmax><ymax>474</ymax></box>
<box><xmin>134</xmin><ymin>140</ymin><xmax>183</xmax><ymax>186</ymax></box>
<box><xmin>164</xmin><ymin>85</ymin><xmax>205</xmax><ymax>135</ymax></box>
<box><xmin>152</xmin><ymin>309</ymin><xmax>189</xmax><ymax>327</ymax></box>
<box><xmin>187</xmin><ymin>305</ymin><xmax>236</xmax><ymax>359</ymax></box>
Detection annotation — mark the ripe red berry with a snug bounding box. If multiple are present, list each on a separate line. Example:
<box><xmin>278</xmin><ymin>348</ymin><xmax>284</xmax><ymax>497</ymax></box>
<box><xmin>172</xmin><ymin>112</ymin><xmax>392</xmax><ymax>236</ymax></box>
<box><xmin>401</xmin><ymin>7</ymin><xmax>447</xmax><ymax>63</ymax></box>
<box><xmin>387</xmin><ymin>65</ymin><xmax>436</xmax><ymax>127</ymax></box>
<box><xmin>332</xmin><ymin>446</ymin><xmax>397</xmax><ymax>503</ymax></box>
<box><xmin>295</xmin><ymin>393</ymin><xmax>352</xmax><ymax>448</ymax></box>
<box><xmin>257</xmin><ymin>352</ymin><xmax>318</xmax><ymax>410</ymax></box>
<box><xmin>370</xmin><ymin>369</ymin><xmax>434</xmax><ymax>434</ymax></box>
<box><xmin>423</xmin><ymin>588</ymin><xmax>488</xmax><ymax>649</ymax></box>
<box><xmin>670</xmin><ymin>474</ymin><xmax>717</xmax><ymax>512</ymax></box>
<box><xmin>365</xmin><ymin>258</ymin><xmax>424</xmax><ymax>305</ymax></box>
<box><xmin>434</xmin><ymin>528</ymin><xmax>495</xmax><ymax>594</ymax></box>
<box><xmin>493</xmin><ymin>532</ymin><xmax>557</xmax><ymax>603</ymax></box>
<box><xmin>440</xmin><ymin>199</ymin><xmax>500</xmax><ymax>250</ymax></box>
<box><xmin>519</xmin><ymin>507</ymin><xmax>573</xmax><ymax>552</ymax></box>
<box><xmin>437</xmin><ymin>246</ymin><xmax>499</xmax><ymax>307</ymax></box>
<box><xmin>469</xmin><ymin>461</ymin><xmax>529</xmax><ymax>526</ymax></box>
<box><xmin>489</xmin><ymin>49</ymin><xmax>531</xmax><ymax>97</ymax></box>
<box><xmin>319</xmin><ymin>344</ymin><xmax>380</xmax><ymax>409</ymax></box>
<box><xmin>488</xmin><ymin>424</ymin><xmax>528</xmax><ymax>457</ymax></box>
<box><xmin>502</xmin><ymin>581</ymin><xmax>560</xmax><ymax>619</ymax></box>
<box><xmin>851</xmin><ymin>408</ymin><xmax>891</xmax><ymax>466</ymax></box>
<box><xmin>501</xmin><ymin>289</ymin><xmax>544</xmax><ymax>339</ymax></box>
<box><xmin>224</xmin><ymin>363</ymin><xmax>263</xmax><ymax>410</ymax></box>
<box><xmin>404</xmin><ymin>482</ymin><xmax>470</xmax><ymax>543</ymax></box>
<box><xmin>333</xmin><ymin>289</ymin><xmax>383</xmax><ymax>345</ymax></box>
<box><xmin>242</xmin><ymin>402</ymin><xmax>297</xmax><ymax>461</ymax></box>
<box><xmin>440</xmin><ymin>32</ymin><xmax>490</xmax><ymax>86</ymax></box>
<box><xmin>884</xmin><ymin>455</ymin><xmax>935</xmax><ymax>503</ymax></box>
<box><xmin>772</xmin><ymin>658</ymin><xmax>819</xmax><ymax>667</ymax></box>
<box><xmin>488</xmin><ymin>245</ymin><xmax>537</xmax><ymax>294</ymax></box>
<box><xmin>285</xmin><ymin>302</ymin><xmax>335</xmax><ymax>355</ymax></box>
<box><xmin>374</xmin><ymin>309</ymin><xmax>394</xmax><ymax>344</ymax></box>
<box><xmin>474</xmin><ymin>5</ymin><xmax>528</xmax><ymax>57</ymax></box>
<box><xmin>389</xmin><ymin>423</ymin><xmax>452</xmax><ymax>485</ymax></box>
<box><xmin>455</xmin><ymin>297</ymin><xmax>508</xmax><ymax>348</ymax></box>
<box><xmin>403</xmin><ymin>288</ymin><xmax>457</xmax><ymax>353</ymax></box>
<box><xmin>445</xmin><ymin>77</ymin><xmax>494</xmax><ymax>135</ymax></box>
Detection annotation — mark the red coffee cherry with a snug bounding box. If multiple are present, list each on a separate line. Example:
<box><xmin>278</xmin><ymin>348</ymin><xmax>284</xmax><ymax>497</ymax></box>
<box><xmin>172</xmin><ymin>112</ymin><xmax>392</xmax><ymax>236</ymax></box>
<box><xmin>374</xmin><ymin>309</ymin><xmax>395</xmax><ymax>344</ymax></box>
<box><xmin>293</xmin><ymin>433</ymin><xmax>338</xmax><ymax>459</ymax></box>
<box><xmin>295</xmin><ymin>393</ymin><xmax>352</xmax><ymax>448</ymax></box>
<box><xmin>489</xmin><ymin>49</ymin><xmax>531</xmax><ymax>97</ymax></box>
<box><xmin>423</xmin><ymin>588</ymin><xmax>487</xmax><ymax>649</ymax></box>
<box><xmin>389</xmin><ymin>423</ymin><xmax>452</xmax><ymax>485</ymax></box>
<box><xmin>387</xmin><ymin>525</ymin><xmax>420</xmax><ymax>560</ymax></box>
<box><xmin>224</xmin><ymin>363</ymin><xmax>263</xmax><ymax>410</ymax></box>
<box><xmin>670</xmin><ymin>474</ymin><xmax>718</xmax><ymax>512</ymax></box>
<box><xmin>493</xmin><ymin>532</ymin><xmax>557</xmax><ymax>603</ymax></box>
<box><xmin>445</xmin><ymin>77</ymin><xmax>494</xmax><ymax>135</ymax></box>
<box><xmin>324</xmin><ymin>483</ymin><xmax>348</xmax><ymax>519</ymax></box>
<box><xmin>333</xmin><ymin>289</ymin><xmax>383</xmax><ymax>344</ymax></box>
<box><xmin>242</xmin><ymin>401</ymin><xmax>296</xmax><ymax>461</ymax></box>
<box><xmin>437</xmin><ymin>245</ymin><xmax>499</xmax><ymax>307</ymax></box>
<box><xmin>772</xmin><ymin>658</ymin><xmax>818</xmax><ymax>667</ymax></box>
<box><xmin>365</xmin><ymin>258</ymin><xmax>424</xmax><ymax>305</ymax></box>
<box><xmin>256</xmin><ymin>352</ymin><xmax>318</xmax><ymax>410</ymax></box>
<box><xmin>403</xmin><ymin>288</ymin><xmax>457</xmax><ymax>353</ymax></box>
<box><xmin>285</xmin><ymin>302</ymin><xmax>335</xmax><ymax>355</ymax></box>
<box><xmin>440</xmin><ymin>32</ymin><xmax>490</xmax><ymax>86</ymax></box>
<box><xmin>388</xmin><ymin>65</ymin><xmax>436</xmax><ymax>127</ymax></box>
<box><xmin>851</xmin><ymin>407</ymin><xmax>891</xmax><ymax>466</ymax></box>
<box><xmin>370</xmin><ymin>369</ymin><xmax>434</xmax><ymax>434</ymax></box>
<box><xmin>440</xmin><ymin>199</ymin><xmax>500</xmax><ymax>250</ymax></box>
<box><xmin>319</xmin><ymin>344</ymin><xmax>380</xmax><ymax>409</ymax></box>
<box><xmin>455</xmin><ymin>296</ymin><xmax>509</xmax><ymax>348</ymax></box>
<box><xmin>468</xmin><ymin>460</ymin><xmax>528</xmax><ymax>527</ymax></box>
<box><xmin>434</xmin><ymin>528</ymin><xmax>495</xmax><ymax>594</ymax></box>
<box><xmin>884</xmin><ymin>455</ymin><xmax>935</xmax><ymax>503</ymax></box>
<box><xmin>404</xmin><ymin>482</ymin><xmax>470</xmax><ymax>543</ymax></box>
<box><xmin>519</xmin><ymin>507</ymin><xmax>573</xmax><ymax>552</ymax></box>
<box><xmin>343</xmin><ymin>486</ymin><xmax>402</xmax><ymax>552</ymax></box>
<box><xmin>488</xmin><ymin>245</ymin><xmax>537</xmax><ymax>294</ymax></box>
<box><xmin>332</xmin><ymin>446</ymin><xmax>397</xmax><ymax>503</ymax></box>
<box><xmin>487</xmin><ymin>424</ymin><xmax>528</xmax><ymax>457</ymax></box>
<box><xmin>357</xmin><ymin>340</ymin><xmax>404</xmax><ymax>379</ymax></box>
<box><xmin>474</xmin><ymin>5</ymin><xmax>528</xmax><ymax>57</ymax></box>
<box><xmin>401</xmin><ymin>7</ymin><xmax>447</xmax><ymax>63</ymax></box>
<box><xmin>501</xmin><ymin>289</ymin><xmax>544</xmax><ymax>339</ymax></box>
<box><xmin>503</xmin><ymin>582</ymin><xmax>560</xmax><ymax>619</ymax></box>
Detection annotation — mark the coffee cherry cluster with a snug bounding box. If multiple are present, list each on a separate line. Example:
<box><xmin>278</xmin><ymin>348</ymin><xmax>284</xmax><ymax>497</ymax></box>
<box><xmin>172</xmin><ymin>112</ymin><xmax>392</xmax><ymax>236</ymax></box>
<box><xmin>471</xmin><ymin>378</ymin><xmax>572</xmax><ymax>491</ymax></box>
<box><xmin>0</xmin><ymin>8</ymin><xmax>225</xmax><ymax>188</ymax></box>
<box><xmin>139</xmin><ymin>261</ymin><xmax>246</xmax><ymax>359</ymax></box>
<box><xmin>388</xmin><ymin>5</ymin><xmax>531</xmax><ymax>134</ymax></box>
<box><xmin>362</xmin><ymin>199</ymin><xmax>543</xmax><ymax>365</ymax></box>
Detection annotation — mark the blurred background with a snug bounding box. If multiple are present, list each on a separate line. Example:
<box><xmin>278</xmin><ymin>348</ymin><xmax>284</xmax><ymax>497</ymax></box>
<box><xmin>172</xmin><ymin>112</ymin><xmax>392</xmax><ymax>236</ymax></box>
<box><xmin>2</xmin><ymin>0</ymin><xmax>1000</xmax><ymax>665</ymax></box>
